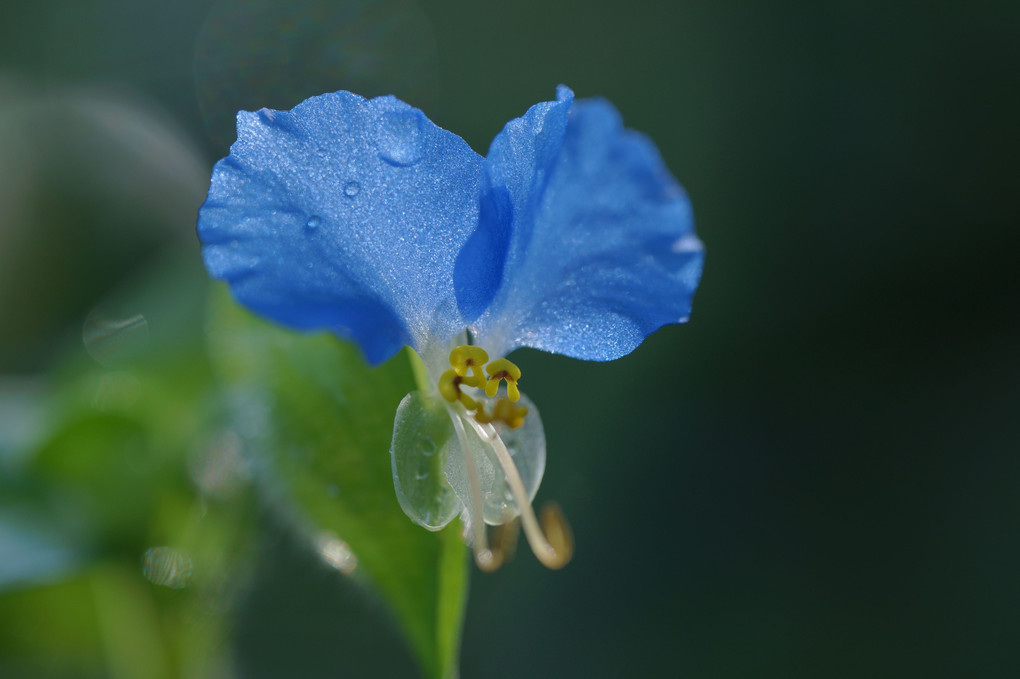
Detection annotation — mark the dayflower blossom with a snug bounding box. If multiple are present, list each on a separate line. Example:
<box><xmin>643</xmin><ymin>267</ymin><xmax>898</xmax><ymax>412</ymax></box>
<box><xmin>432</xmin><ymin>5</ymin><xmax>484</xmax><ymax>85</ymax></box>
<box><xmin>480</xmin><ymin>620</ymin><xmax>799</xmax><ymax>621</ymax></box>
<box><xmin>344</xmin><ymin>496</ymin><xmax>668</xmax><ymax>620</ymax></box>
<box><xmin>197</xmin><ymin>86</ymin><xmax>704</xmax><ymax>570</ymax></box>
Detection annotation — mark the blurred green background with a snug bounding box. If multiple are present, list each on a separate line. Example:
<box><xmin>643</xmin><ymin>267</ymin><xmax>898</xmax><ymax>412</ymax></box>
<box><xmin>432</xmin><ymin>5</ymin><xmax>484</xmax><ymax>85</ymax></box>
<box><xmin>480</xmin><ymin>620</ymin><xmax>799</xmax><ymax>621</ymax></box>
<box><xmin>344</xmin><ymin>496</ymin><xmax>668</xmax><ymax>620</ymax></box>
<box><xmin>2</xmin><ymin>0</ymin><xmax>1018</xmax><ymax>677</ymax></box>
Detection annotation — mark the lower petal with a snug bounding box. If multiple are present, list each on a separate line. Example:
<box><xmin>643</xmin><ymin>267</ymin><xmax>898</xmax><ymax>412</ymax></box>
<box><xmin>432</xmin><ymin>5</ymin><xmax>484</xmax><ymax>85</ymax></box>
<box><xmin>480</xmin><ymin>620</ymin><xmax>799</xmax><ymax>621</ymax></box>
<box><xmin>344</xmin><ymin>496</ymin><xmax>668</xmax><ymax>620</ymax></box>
<box><xmin>390</xmin><ymin>391</ymin><xmax>462</xmax><ymax>530</ymax></box>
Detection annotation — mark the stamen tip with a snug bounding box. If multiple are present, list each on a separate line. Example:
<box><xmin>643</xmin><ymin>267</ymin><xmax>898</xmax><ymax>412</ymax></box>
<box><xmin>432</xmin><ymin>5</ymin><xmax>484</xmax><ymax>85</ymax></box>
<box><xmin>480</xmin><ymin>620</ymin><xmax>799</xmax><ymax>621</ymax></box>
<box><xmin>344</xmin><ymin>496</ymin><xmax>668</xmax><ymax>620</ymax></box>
<box><xmin>539</xmin><ymin>502</ymin><xmax>574</xmax><ymax>570</ymax></box>
<box><xmin>474</xmin><ymin>548</ymin><xmax>502</xmax><ymax>573</ymax></box>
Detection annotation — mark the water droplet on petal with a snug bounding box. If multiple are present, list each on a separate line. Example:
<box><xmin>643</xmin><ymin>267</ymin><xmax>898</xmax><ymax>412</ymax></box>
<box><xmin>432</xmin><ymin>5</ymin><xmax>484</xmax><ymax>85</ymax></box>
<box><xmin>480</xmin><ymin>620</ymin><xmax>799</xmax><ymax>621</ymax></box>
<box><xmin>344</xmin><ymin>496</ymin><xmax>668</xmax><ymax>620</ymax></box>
<box><xmin>343</xmin><ymin>180</ymin><xmax>360</xmax><ymax>197</ymax></box>
<box><xmin>671</xmin><ymin>234</ymin><xmax>703</xmax><ymax>253</ymax></box>
<box><xmin>142</xmin><ymin>547</ymin><xmax>193</xmax><ymax>589</ymax></box>
<box><xmin>484</xmin><ymin>490</ymin><xmax>511</xmax><ymax>521</ymax></box>
<box><xmin>415</xmin><ymin>462</ymin><xmax>430</xmax><ymax>480</ymax></box>
<box><xmin>419</xmin><ymin>438</ymin><xmax>436</xmax><ymax>456</ymax></box>
<box><xmin>305</xmin><ymin>215</ymin><xmax>322</xmax><ymax>231</ymax></box>
<box><xmin>377</xmin><ymin>109</ymin><xmax>425</xmax><ymax>166</ymax></box>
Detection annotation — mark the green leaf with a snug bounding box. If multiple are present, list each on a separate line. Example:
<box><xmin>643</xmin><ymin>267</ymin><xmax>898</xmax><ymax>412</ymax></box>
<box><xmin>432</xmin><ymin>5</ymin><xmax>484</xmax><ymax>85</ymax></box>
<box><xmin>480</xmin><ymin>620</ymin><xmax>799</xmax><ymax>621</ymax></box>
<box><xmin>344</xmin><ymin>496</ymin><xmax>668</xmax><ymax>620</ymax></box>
<box><xmin>206</xmin><ymin>287</ymin><xmax>468</xmax><ymax>679</ymax></box>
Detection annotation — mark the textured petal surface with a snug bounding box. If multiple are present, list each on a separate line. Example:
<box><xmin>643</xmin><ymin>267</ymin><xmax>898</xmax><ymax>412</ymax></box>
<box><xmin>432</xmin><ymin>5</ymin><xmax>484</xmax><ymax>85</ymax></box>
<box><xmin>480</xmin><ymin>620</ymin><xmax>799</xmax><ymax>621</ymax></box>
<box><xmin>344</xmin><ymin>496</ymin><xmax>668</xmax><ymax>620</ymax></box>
<box><xmin>466</xmin><ymin>89</ymin><xmax>705</xmax><ymax>360</ymax></box>
<box><xmin>198</xmin><ymin>92</ymin><xmax>483</xmax><ymax>364</ymax></box>
<box><xmin>454</xmin><ymin>86</ymin><xmax>574</xmax><ymax>321</ymax></box>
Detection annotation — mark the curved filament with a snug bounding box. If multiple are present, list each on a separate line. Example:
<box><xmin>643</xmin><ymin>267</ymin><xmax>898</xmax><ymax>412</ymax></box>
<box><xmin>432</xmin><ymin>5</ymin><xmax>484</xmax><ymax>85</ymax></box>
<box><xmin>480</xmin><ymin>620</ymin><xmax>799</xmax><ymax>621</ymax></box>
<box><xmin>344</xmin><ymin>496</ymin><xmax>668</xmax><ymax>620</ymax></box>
<box><xmin>465</xmin><ymin>417</ymin><xmax>573</xmax><ymax>569</ymax></box>
<box><xmin>450</xmin><ymin>411</ymin><xmax>497</xmax><ymax>571</ymax></box>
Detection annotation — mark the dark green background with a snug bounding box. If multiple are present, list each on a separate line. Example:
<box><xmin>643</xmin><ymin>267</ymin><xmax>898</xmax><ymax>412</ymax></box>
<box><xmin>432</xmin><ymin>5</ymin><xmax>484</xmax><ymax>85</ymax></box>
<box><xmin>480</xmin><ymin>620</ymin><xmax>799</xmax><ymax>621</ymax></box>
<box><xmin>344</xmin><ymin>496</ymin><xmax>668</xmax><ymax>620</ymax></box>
<box><xmin>2</xmin><ymin>0</ymin><xmax>1018</xmax><ymax>676</ymax></box>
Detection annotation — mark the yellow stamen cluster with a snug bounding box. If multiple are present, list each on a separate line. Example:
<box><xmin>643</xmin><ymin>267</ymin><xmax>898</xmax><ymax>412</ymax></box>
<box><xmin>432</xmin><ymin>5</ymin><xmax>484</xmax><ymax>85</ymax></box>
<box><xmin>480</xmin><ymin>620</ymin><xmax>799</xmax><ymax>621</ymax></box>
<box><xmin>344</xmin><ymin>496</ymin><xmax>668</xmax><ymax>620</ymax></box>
<box><xmin>439</xmin><ymin>345</ymin><xmax>527</xmax><ymax>428</ymax></box>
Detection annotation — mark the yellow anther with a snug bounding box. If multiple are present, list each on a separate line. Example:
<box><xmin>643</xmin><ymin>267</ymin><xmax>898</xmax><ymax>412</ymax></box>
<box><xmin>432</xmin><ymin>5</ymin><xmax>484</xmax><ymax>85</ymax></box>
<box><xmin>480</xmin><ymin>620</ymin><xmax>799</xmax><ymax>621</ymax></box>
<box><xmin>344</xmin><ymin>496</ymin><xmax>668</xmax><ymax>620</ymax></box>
<box><xmin>502</xmin><ymin>400</ymin><xmax>528</xmax><ymax>428</ymax></box>
<box><xmin>438</xmin><ymin>369</ymin><xmax>460</xmax><ymax>403</ymax></box>
<box><xmin>539</xmin><ymin>502</ymin><xmax>574</xmax><ymax>570</ymax></box>
<box><xmin>484</xmin><ymin>357</ymin><xmax>522</xmax><ymax>402</ymax></box>
<box><xmin>474</xmin><ymin>398</ymin><xmax>529</xmax><ymax>429</ymax></box>
<box><xmin>449</xmin><ymin>345</ymin><xmax>488</xmax><ymax>387</ymax></box>
<box><xmin>438</xmin><ymin>369</ymin><xmax>479</xmax><ymax>410</ymax></box>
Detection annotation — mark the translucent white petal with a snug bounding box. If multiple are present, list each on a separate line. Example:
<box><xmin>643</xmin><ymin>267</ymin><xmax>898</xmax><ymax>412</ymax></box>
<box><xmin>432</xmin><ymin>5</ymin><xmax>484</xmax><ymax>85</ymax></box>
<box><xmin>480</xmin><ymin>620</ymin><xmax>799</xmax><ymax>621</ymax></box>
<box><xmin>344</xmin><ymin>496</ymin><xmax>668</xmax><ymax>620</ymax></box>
<box><xmin>443</xmin><ymin>393</ymin><xmax>546</xmax><ymax>526</ymax></box>
<box><xmin>389</xmin><ymin>391</ymin><xmax>462</xmax><ymax>530</ymax></box>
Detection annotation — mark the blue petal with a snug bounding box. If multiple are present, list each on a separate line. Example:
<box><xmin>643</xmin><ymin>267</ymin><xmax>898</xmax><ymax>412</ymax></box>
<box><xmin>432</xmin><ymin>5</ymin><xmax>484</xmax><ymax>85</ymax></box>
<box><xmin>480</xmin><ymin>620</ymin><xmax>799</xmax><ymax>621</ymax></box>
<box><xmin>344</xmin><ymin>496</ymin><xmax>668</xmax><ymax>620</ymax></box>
<box><xmin>197</xmin><ymin>92</ymin><xmax>484</xmax><ymax>365</ymax></box>
<box><xmin>464</xmin><ymin>88</ymin><xmax>705</xmax><ymax>361</ymax></box>
<box><xmin>455</xmin><ymin>86</ymin><xmax>574</xmax><ymax>321</ymax></box>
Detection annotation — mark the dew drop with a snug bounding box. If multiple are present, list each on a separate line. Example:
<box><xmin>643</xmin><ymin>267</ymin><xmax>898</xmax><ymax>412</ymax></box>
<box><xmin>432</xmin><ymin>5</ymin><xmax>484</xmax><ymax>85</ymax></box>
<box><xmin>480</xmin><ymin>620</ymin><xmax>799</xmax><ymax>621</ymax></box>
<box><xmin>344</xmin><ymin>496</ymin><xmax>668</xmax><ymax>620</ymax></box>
<box><xmin>415</xmin><ymin>462</ymin><xmax>430</xmax><ymax>480</ymax></box>
<box><xmin>343</xmin><ymin>180</ymin><xmax>360</xmax><ymax>197</ymax></box>
<box><xmin>305</xmin><ymin>215</ymin><xmax>322</xmax><ymax>231</ymax></box>
<box><xmin>419</xmin><ymin>438</ymin><xmax>436</xmax><ymax>457</ymax></box>
<box><xmin>377</xmin><ymin>109</ymin><xmax>425</xmax><ymax>166</ymax></box>
<box><xmin>671</xmin><ymin>234</ymin><xmax>703</xmax><ymax>254</ymax></box>
<box><xmin>484</xmin><ymin>490</ymin><xmax>511</xmax><ymax>519</ymax></box>
<box><xmin>142</xmin><ymin>546</ymin><xmax>193</xmax><ymax>589</ymax></box>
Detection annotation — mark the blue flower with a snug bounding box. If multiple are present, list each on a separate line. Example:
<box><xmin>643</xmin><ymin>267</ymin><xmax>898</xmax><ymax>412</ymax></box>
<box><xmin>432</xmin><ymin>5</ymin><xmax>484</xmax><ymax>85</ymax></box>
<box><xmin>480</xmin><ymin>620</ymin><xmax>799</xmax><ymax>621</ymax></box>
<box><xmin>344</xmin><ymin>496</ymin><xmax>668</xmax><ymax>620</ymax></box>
<box><xmin>197</xmin><ymin>86</ymin><xmax>703</xmax><ymax>570</ymax></box>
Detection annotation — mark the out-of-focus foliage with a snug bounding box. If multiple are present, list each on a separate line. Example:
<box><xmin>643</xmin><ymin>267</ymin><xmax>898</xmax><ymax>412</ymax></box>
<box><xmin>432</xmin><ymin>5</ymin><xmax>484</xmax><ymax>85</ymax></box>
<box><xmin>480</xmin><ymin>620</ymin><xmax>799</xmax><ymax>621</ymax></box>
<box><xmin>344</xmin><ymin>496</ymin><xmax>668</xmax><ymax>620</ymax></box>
<box><xmin>0</xmin><ymin>86</ymin><xmax>206</xmax><ymax>373</ymax></box>
<box><xmin>207</xmin><ymin>289</ymin><xmax>467</xmax><ymax>679</ymax></box>
<box><xmin>0</xmin><ymin>258</ymin><xmax>469</xmax><ymax>679</ymax></box>
<box><xmin>0</xmin><ymin>253</ymin><xmax>255</xmax><ymax>678</ymax></box>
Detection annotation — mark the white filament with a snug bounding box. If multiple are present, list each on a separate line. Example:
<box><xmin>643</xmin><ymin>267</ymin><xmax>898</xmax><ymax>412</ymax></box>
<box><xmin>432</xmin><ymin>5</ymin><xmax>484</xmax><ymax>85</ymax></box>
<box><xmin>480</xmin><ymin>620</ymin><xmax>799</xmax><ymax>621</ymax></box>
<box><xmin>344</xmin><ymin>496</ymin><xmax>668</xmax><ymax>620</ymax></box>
<box><xmin>464</xmin><ymin>417</ymin><xmax>567</xmax><ymax>569</ymax></box>
<box><xmin>449</xmin><ymin>407</ymin><xmax>494</xmax><ymax>569</ymax></box>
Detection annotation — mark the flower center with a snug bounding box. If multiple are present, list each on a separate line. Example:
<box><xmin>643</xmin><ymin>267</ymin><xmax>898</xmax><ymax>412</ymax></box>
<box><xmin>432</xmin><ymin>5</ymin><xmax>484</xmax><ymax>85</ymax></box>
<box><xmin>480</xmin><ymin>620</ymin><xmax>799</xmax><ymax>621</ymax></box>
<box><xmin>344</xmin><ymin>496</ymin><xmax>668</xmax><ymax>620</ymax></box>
<box><xmin>437</xmin><ymin>345</ymin><xmax>572</xmax><ymax>572</ymax></box>
<box><xmin>438</xmin><ymin>346</ymin><xmax>527</xmax><ymax>429</ymax></box>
